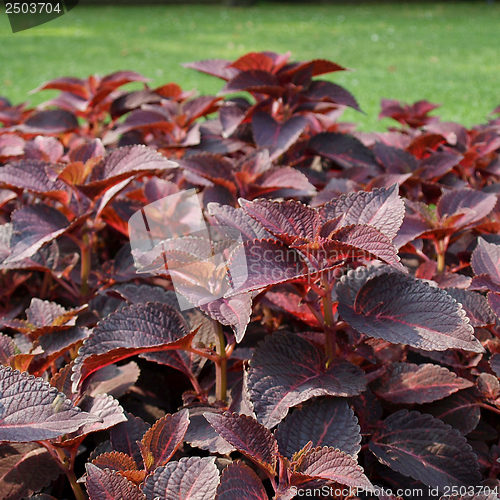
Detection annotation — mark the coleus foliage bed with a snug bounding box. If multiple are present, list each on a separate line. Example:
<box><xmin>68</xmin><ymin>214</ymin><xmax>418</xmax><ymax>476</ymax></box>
<box><xmin>0</xmin><ymin>51</ymin><xmax>499</xmax><ymax>500</ymax></box>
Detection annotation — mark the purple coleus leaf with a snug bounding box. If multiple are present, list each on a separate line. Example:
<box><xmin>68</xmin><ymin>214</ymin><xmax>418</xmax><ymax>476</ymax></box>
<box><xmin>437</xmin><ymin>188</ymin><xmax>497</xmax><ymax>230</ymax></box>
<box><xmin>4</xmin><ymin>204</ymin><xmax>71</xmax><ymax>264</ymax></box>
<box><xmin>141</xmin><ymin>456</ymin><xmax>220</xmax><ymax>500</ymax></box>
<box><xmin>0</xmin><ymin>365</ymin><xmax>99</xmax><ymax>442</ymax></box>
<box><xmin>18</xmin><ymin>109</ymin><xmax>79</xmax><ymax>135</ymax></box>
<box><xmin>204</xmin><ymin>411</ymin><xmax>278</xmax><ymax>474</ymax></box>
<box><xmin>207</xmin><ymin>203</ymin><xmax>273</xmax><ymax>241</ymax></box>
<box><xmin>374</xmin><ymin>362</ymin><xmax>473</xmax><ymax>404</ymax></box>
<box><xmin>85</xmin><ymin>463</ymin><xmax>146</xmax><ymax>500</ymax></box>
<box><xmin>110</xmin><ymin>412</ymin><xmax>150</xmax><ymax>467</ymax></box>
<box><xmin>71</xmin><ymin>302</ymin><xmax>193</xmax><ymax>391</ymax></box>
<box><xmin>139</xmin><ymin>409</ymin><xmax>190</xmax><ymax>472</ymax></box>
<box><xmin>80</xmin><ymin>145</ymin><xmax>177</xmax><ymax>198</ymax></box>
<box><xmin>0</xmin><ymin>443</ymin><xmax>62</xmax><ymax>500</ymax></box>
<box><xmin>239</xmin><ymin>198</ymin><xmax>320</xmax><ymax>243</ymax></box>
<box><xmin>216</xmin><ymin>462</ymin><xmax>268</xmax><ymax>500</ymax></box>
<box><xmin>470</xmin><ymin>237</ymin><xmax>500</xmax><ymax>292</ymax></box>
<box><xmin>274</xmin><ymin>397</ymin><xmax>361</xmax><ymax>459</ymax></box>
<box><xmin>326</xmin><ymin>224</ymin><xmax>404</xmax><ymax>271</ymax></box>
<box><xmin>251</xmin><ymin>112</ymin><xmax>308</xmax><ymax>160</ymax></box>
<box><xmin>292</xmin><ymin>446</ymin><xmax>373</xmax><ymax>490</ymax></box>
<box><xmin>488</xmin><ymin>292</ymin><xmax>500</xmax><ymax>318</ymax></box>
<box><xmin>227</xmin><ymin>239</ymin><xmax>311</xmax><ymax>295</ymax></box>
<box><xmin>200</xmin><ymin>293</ymin><xmax>252</xmax><ymax>343</ymax></box>
<box><xmin>0</xmin><ymin>160</ymin><xmax>69</xmax><ymax>203</ymax></box>
<box><xmin>319</xmin><ymin>185</ymin><xmax>405</xmax><ymax>241</ymax></box>
<box><xmin>445</xmin><ymin>288</ymin><xmax>496</xmax><ymax>327</ymax></box>
<box><xmin>309</xmin><ymin>132</ymin><xmax>379</xmax><ymax>170</ymax></box>
<box><xmin>419</xmin><ymin>388</ymin><xmax>480</xmax><ymax>435</ymax></box>
<box><xmin>369</xmin><ymin>410</ymin><xmax>481</xmax><ymax>491</ymax></box>
<box><xmin>248</xmin><ymin>332</ymin><xmax>366</xmax><ymax>428</ymax></box>
<box><xmin>336</xmin><ymin>265</ymin><xmax>484</xmax><ymax>353</ymax></box>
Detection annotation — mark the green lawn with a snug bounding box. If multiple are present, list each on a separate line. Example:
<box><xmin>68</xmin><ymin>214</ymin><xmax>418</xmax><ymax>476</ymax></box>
<box><xmin>1</xmin><ymin>2</ymin><xmax>499</xmax><ymax>131</ymax></box>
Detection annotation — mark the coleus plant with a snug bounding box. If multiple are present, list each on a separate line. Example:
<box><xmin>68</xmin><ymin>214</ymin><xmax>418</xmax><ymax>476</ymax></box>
<box><xmin>0</xmin><ymin>50</ymin><xmax>499</xmax><ymax>500</ymax></box>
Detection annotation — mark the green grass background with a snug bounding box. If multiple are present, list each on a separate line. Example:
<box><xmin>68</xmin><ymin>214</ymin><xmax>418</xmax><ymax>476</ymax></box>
<box><xmin>1</xmin><ymin>2</ymin><xmax>499</xmax><ymax>130</ymax></box>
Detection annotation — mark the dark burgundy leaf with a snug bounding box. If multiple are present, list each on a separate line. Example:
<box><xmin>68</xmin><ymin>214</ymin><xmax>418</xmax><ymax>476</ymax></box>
<box><xmin>0</xmin><ymin>334</ymin><xmax>17</xmax><ymax>364</ymax></box>
<box><xmin>471</xmin><ymin>238</ymin><xmax>500</xmax><ymax>286</ymax></box>
<box><xmin>375</xmin><ymin>362</ymin><xmax>473</xmax><ymax>404</ymax></box>
<box><xmin>320</xmin><ymin>185</ymin><xmax>405</xmax><ymax>241</ymax></box>
<box><xmin>32</xmin><ymin>76</ymin><xmax>89</xmax><ymax>98</ymax></box>
<box><xmin>275</xmin><ymin>398</ymin><xmax>361</xmax><ymax>458</ymax></box>
<box><xmin>200</xmin><ymin>293</ymin><xmax>252</xmax><ymax>343</ymax></box>
<box><xmin>183</xmin><ymin>59</ymin><xmax>237</xmax><ymax>81</ymax></box>
<box><xmin>305</xmin><ymin>80</ymin><xmax>361</xmax><ymax>111</ymax></box>
<box><xmin>0</xmin><ymin>443</ymin><xmax>61</xmax><ymax>500</ymax></box>
<box><xmin>369</xmin><ymin>410</ymin><xmax>481</xmax><ymax>490</ymax></box>
<box><xmin>139</xmin><ymin>409</ymin><xmax>190</xmax><ymax>471</ymax></box>
<box><xmin>336</xmin><ymin>266</ymin><xmax>483</xmax><ymax>353</ymax></box>
<box><xmin>82</xmin><ymin>145</ymin><xmax>177</xmax><ymax>197</ymax></box>
<box><xmin>328</xmin><ymin>224</ymin><xmax>404</xmax><ymax>270</ymax></box>
<box><xmin>372</xmin><ymin>142</ymin><xmax>418</xmax><ymax>174</ymax></box>
<box><xmin>91</xmin><ymin>451</ymin><xmax>138</xmax><ymax>473</ymax></box>
<box><xmin>5</xmin><ymin>204</ymin><xmax>70</xmax><ymax>264</ymax></box>
<box><xmin>252</xmin><ymin>112</ymin><xmax>308</xmax><ymax>159</ymax></box>
<box><xmin>207</xmin><ymin>203</ymin><xmax>272</xmax><ymax>241</ymax></box>
<box><xmin>476</xmin><ymin>373</ymin><xmax>499</xmax><ymax>400</ymax></box>
<box><xmin>141</xmin><ymin>456</ymin><xmax>219</xmax><ymax>500</ymax></box>
<box><xmin>0</xmin><ymin>160</ymin><xmax>68</xmax><ymax>201</ymax></box>
<box><xmin>310</xmin><ymin>132</ymin><xmax>379</xmax><ymax>170</ymax></box>
<box><xmin>257</xmin><ymin>166</ymin><xmax>316</xmax><ymax>196</ymax></box>
<box><xmin>418</xmin><ymin>151</ymin><xmax>462</xmax><ymax>180</ymax></box>
<box><xmin>222</xmin><ymin>70</ymin><xmax>281</xmax><ymax>95</ymax></box>
<box><xmin>110</xmin><ymin>412</ymin><xmax>150</xmax><ymax>467</ymax></box>
<box><xmin>490</xmin><ymin>354</ymin><xmax>500</xmax><ymax>378</ymax></box>
<box><xmin>488</xmin><ymin>292</ymin><xmax>500</xmax><ymax>317</ymax></box>
<box><xmin>216</xmin><ymin>462</ymin><xmax>267</xmax><ymax>500</ymax></box>
<box><xmin>86</xmin><ymin>361</ymin><xmax>140</xmax><ymax>398</ymax></box>
<box><xmin>185</xmin><ymin>407</ymin><xmax>235</xmax><ymax>455</ymax></box>
<box><xmin>445</xmin><ymin>288</ymin><xmax>496</xmax><ymax>327</ymax></box>
<box><xmin>227</xmin><ymin>239</ymin><xmax>311</xmax><ymax>294</ymax></box>
<box><xmin>71</xmin><ymin>302</ymin><xmax>191</xmax><ymax>391</ymax></box>
<box><xmin>0</xmin><ymin>366</ymin><xmax>99</xmax><ymax>442</ymax></box>
<box><xmin>239</xmin><ymin>198</ymin><xmax>319</xmax><ymax>242</ymax></box>
<box><xmin>294</xmin><ymin>446</ymin><xmax>373</xmax><ymax>490</ymax></box>
<box><xmin>205</xmin><ymin>412</ymin><xmax>278</xmax><ymax>474</ymax></box>
<box><xmin>19</xmin><ymin>110</ymin><xmax>78</xmax><ymax>134</ymax></box>
<box><xmin>437</xmin><ymin>189</ymin><xmax>497</xmax><ymax>229</ymax></box>
<box><xmin>85</xmin><ymin>463</ymin><xmax>146</xmax><ymax>500</ymax></box>
<box><xmin>248</xmin><ymin>332</ymin><xmax>366</xmax><ymax>428</ymax></box>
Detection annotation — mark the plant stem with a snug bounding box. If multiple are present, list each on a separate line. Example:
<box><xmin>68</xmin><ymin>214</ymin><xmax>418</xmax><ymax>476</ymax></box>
<box><xmin>80</xmin><ymin>231</ymin><xmax>91</xmax><ymax>297</ymax></box>
<box><xmin>214</xmin><ymin>322</ymin><xmax>227</xmax><ymax>403</ymax></box>
<box><xmin>49</xmin><ymin>445</ymin><xmax>86</xmax><ymax>500</ymax></box>
<box><xmin>435</xmin><ymin>237</ymin><xmax>449</xmax><ymax>273</ymax></box>
<box><xmin>321</xmin><ymin>276</ymin><xmax>335</xmax><ymax>366</ymax></box>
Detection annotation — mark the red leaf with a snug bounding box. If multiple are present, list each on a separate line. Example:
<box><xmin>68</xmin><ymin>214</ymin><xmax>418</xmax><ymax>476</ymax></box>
<box><xmin>71</xmin><ymin>302</ymin><xmax>192</xmax><ymax>391</ymax></box>
<box><xmin>183</xmin><ymin>59</ymin><xmax>238</xmax><ymax>81</ymax></box>
<box><xmin>222</xmin><ymin>70</ymin><xmax>282</xmax><ymax>95</ymax></box>
<box><xmin>336</xmin><ymin>265</ymin><xmax>483</xmax><ymax>353</ymax></box>
<box><xmin>369</xmin><ymin>410</ymin><xmax>481</xmax><ymax>490</ymax></box>
<box><xmin>85</xmin><ymin>463</ymin><xmax>146</xmax><ymax>500</ymax></box>
<box><xmin>375</xmin><ymin>362</ymin><xmax>473</xmax><ymax>404</ymax></box>
<box><xmin>205</xmin><ymin>412</ymin><xmax>278</xmax><ymax>474</ymax></box>
<box><xmin>320</xmin><ymin>185</ymin><xmax>405</xmax><ymax>241</ymax></box>
<box><xmin>275</xmin><ymin>398</ymin><xmax>361</xmax><ymax>459</ymax></box>
<box><xmin>310</xmin><ymin>132</ymin><xmax>378</xmax><ymax>170</ymax></box>
<box><xmin>248</xmin><ymin>332</ymin><xmax>366</xmax><ymax>428</ymax></box>
<box><xmin>252</xmin><ymin>112</ymin><xmax>308</xmax><ymax>160</ymax></box>
<box><xmin>0</xmin><ymin>443</ymin><xmax>61</xmax><ymax>500</ymax></box>
<box><xmin>216</xmin><ymin>462</ymin><xmax>267</xmax><ymax>500</ymax></box>
<box><xmin>18</xmin><ymin>110</ymin><xmax>78</xmax><ymax>135</ymax></box>
<box><xmin>0</xmin><ymin>366</ymin><xmax>99</xmax><ymax>442</ymax></box>
<box><xmin>141</xmin><ymin>456</ymin><xmax>219</xmax><ymax>500</ymax></box>
<box><xmin>92</xmin><ymin>451</ymin><xmax>138</xmax><ymax>472</ymax></box>
<box><xmin>110</xmin><ymin>412</ymin><xmax>150</xmax><ymax>467</ymax></box>
<box><xmin>139</xmin><ymin>409</ymin><xmax>190</xmax><ymax>471</ymax></box>
<box><xmin>294</xmin><ymin>446</ymin><xmax>373</xmax><ymax>490</ymax></box>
